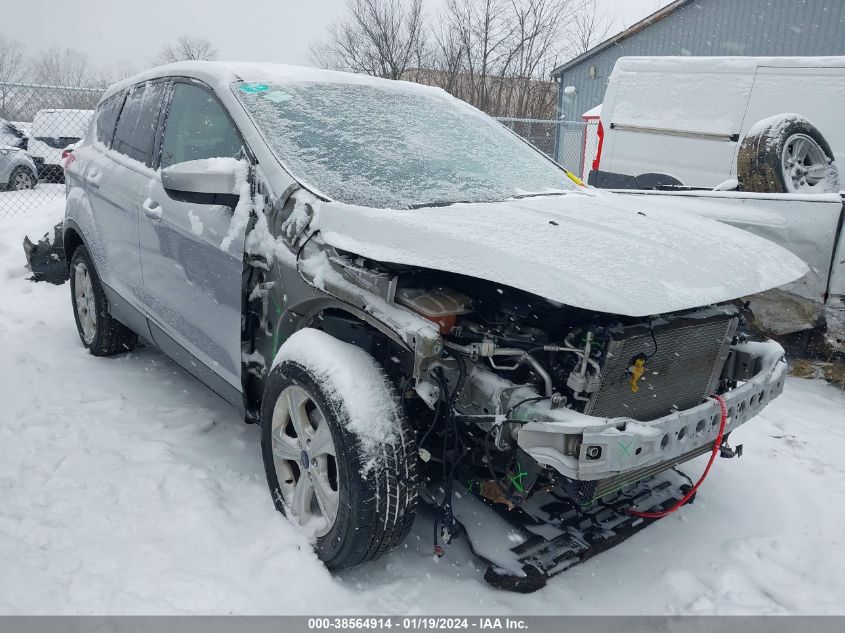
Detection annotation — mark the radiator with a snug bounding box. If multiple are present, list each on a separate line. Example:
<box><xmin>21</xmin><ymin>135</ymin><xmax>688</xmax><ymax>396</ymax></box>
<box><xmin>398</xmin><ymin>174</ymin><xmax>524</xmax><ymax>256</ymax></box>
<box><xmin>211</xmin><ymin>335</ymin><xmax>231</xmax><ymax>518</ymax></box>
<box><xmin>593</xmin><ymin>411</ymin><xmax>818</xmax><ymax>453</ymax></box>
<box><xmin>584</xmin><ymin>315</ymin><xmax>737</xmax><ymax>422</ymax></box>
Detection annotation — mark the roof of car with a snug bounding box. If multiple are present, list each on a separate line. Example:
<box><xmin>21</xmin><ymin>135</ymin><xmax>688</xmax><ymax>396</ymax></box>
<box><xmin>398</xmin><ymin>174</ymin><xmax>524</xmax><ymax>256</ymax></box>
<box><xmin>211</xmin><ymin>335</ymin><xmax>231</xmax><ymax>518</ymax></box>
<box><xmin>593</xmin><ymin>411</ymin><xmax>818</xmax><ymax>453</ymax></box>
<box><xmin>101</xmin><ymin>61</ymin><xmax>449</xmax><ymax>103</ymax></box>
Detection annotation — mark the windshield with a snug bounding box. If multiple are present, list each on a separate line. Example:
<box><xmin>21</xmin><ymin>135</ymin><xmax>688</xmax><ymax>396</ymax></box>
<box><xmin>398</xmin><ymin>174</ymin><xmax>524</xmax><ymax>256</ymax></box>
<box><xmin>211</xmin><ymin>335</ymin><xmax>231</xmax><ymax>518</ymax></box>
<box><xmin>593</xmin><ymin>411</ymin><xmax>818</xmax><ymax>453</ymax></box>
<box><xmin>233</xmin><ymin>80</ymin><xmax>574</xmax><ymax>209</ymax></box>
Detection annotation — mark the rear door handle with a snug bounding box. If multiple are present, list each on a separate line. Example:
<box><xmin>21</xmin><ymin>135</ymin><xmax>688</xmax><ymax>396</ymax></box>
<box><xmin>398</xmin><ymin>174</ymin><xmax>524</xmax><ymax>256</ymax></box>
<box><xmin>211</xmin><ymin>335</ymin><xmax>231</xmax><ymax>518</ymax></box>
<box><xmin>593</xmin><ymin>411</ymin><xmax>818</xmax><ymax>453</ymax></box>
<box><xmin>142</xmin><ymin>198</ymin><xmax>162</xmax><ymax>221</ymax></box>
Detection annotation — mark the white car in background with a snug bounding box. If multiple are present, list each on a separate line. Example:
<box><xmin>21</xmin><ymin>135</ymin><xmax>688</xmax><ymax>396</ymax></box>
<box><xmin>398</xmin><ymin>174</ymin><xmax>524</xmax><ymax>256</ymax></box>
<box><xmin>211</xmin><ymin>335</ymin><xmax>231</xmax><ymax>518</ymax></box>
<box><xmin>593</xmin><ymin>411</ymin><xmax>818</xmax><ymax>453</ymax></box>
<box><xmin>590</xmin><ymin>56</ymin><xmax>843</xmax><ymax>194</ymax></box>
<box><xmin>27</xmin><ymin>108</ymin><xmax>93</xmax><ymax>182</ymax></box>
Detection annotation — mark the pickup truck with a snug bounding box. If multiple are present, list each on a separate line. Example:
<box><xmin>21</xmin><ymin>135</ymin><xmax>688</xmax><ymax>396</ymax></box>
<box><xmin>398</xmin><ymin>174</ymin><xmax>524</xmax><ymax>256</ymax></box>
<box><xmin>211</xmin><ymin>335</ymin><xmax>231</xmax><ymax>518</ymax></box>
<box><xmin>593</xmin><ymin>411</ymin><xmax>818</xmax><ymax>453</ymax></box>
<box><xmin>613</xmin><ymin>189</ymin><xmax>845</xmax><ymax>352</ymax></box>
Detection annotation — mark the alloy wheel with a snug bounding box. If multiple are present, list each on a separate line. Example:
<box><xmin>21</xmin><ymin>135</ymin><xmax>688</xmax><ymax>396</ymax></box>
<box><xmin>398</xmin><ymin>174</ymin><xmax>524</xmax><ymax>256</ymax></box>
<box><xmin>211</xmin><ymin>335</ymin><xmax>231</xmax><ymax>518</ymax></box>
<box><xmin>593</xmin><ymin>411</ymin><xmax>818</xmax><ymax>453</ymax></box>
<box><xmin>73</xmin><ymin>263</ymin><xmax>97</xmax><ymax>344</ymax></box>
<box><xmin>13</xmin><ymin>170</ymin><xmax>34</xmax><ymax>190</ymax></box>
<box><xmin>270</xmin><ymin>384</ymin><xmax>340</xmax><ymax>537</ymax></box>
<box><xmin>781</xmin><ymin>133</ymin><xmax>829</xmax><ymax>192</ymax></box>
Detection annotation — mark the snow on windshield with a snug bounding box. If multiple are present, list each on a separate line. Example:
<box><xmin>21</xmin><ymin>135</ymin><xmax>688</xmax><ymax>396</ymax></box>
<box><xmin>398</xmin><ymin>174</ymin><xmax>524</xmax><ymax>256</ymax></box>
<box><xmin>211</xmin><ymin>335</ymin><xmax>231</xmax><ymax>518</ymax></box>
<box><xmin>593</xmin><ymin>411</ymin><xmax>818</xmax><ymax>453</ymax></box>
<box><xmin>234</xmin><ymin>80</ymin><xmax>573</xmax><ymax>209</ymax></box>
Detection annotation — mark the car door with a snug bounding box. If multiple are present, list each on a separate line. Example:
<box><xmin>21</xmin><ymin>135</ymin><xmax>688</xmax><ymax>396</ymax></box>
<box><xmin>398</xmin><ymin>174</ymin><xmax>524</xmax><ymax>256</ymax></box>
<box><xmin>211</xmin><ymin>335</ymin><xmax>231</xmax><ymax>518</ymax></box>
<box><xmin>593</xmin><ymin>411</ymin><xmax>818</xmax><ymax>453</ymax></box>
<box><xmin>82</xmin><ymin>83</ymin><xmax>166</xmax><ymax>333</ymax></box>
<box><xmin>139</xmin><ymin>79</ymin><xmax>248</xmax><ymax>404</ymax></box>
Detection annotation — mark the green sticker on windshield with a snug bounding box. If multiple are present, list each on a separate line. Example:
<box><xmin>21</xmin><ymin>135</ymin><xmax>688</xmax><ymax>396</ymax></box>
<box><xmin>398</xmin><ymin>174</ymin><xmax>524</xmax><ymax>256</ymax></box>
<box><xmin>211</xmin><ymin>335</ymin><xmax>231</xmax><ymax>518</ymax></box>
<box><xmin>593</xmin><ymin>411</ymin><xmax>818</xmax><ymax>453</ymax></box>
<box><xmin>264</xmin><ymin>90</ymin><xmax>292</xmax><ymax>103</ymax></box>
<box><xmin>239</xmin><ymin>82</ymin><xmax>270</xmax><ymax>94</ymax></box>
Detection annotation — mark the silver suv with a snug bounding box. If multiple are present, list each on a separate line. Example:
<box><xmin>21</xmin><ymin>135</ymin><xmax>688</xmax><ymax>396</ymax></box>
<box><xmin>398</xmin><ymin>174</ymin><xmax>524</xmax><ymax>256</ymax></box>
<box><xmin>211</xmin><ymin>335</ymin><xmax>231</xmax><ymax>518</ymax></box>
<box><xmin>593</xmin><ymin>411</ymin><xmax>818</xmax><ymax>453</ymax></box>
<box><xmin>63</xmin><ymin>62</ymin><xmax>806</xmax><ymax>582</ymax></box>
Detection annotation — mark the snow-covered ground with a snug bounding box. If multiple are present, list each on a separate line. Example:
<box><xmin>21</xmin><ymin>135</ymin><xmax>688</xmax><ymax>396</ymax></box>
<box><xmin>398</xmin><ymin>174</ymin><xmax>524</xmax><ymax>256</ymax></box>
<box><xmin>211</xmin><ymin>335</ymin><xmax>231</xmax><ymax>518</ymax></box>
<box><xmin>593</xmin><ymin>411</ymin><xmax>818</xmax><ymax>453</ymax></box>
<box><xmin>1</xmin><ymin>201</ymin><xmax>844</xmax><ymax>615</ymax></box>
<box><xmin>0</xmin><ymin>184</ymin><xmax>65</xmax><ymax>220</ymax></box>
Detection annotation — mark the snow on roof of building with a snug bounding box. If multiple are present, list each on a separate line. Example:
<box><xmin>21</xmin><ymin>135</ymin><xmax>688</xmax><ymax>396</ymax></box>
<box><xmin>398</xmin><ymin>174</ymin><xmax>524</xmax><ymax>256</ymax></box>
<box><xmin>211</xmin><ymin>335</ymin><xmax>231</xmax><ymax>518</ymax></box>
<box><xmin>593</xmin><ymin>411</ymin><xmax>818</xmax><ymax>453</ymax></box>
<box><xmin>582</xmin><ymin>104</ymin><xmax>602</xmax><ymax>119</ymax></box>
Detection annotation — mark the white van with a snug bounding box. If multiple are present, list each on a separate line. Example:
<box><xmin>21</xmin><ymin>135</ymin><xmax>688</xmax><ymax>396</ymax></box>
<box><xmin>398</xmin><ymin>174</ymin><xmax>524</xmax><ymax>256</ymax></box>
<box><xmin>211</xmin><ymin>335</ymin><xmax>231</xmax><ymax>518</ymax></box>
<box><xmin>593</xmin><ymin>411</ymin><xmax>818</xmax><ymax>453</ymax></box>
<box><xmin>591</xmin><ymin>56</ymin><xmax>844</xmax><ymax>193</ymax></box>
<box><xmin>28</xmin><ymin>109</ymin><xmax>94</xmax><ymax>182</ymax></box>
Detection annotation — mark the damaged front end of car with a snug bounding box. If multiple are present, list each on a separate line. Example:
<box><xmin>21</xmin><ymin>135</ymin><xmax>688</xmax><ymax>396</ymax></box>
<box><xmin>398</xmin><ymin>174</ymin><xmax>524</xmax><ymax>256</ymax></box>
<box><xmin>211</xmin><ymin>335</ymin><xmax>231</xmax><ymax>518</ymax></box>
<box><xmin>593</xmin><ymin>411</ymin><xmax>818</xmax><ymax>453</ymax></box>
<box><xmin>240</xmin><ymin>188</ymin><xmax>800</xmax><ymax>590</ymax></box>
<box><xmin>269</xmin><ymin>220</ymin><xmax>785</xmax><ymax>509</ymax></box>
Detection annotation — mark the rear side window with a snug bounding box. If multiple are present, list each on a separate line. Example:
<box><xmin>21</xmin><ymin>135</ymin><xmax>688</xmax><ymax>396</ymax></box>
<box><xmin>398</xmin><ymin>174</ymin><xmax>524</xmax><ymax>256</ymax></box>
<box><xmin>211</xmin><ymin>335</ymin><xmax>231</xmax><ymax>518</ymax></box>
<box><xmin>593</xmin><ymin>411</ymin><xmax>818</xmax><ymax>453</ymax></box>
<box><xmin>160</xmin><ymin>82</ymin><xmax>244</xmax><ymax>169</ymax></box>
<box><xmin>112</xmin><ymin>82</ymin><xmax>167</xmax><ymax>165</ymax></box>
<box><xmin>95</xmin><ymin>94</ymin><xmax>124</xmax><ymax>147</ymax></box>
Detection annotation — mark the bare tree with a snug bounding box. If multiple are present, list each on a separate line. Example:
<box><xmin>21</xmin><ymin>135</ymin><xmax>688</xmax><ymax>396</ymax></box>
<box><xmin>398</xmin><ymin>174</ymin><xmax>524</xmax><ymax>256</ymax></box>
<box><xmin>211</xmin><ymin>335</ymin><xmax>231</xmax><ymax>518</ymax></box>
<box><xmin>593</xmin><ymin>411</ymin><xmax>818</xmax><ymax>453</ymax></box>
<box><xmin>310</xmin><ymin>0</ymin><xmax>426</xmax><ymax>80</ymax></box>
<box><xmin>310</xmin><ymin>0</ymin><xmax>595</xmax><ymax>120</ymax></box>
<box><xmin>0</xmin><ymin>35</ymin><xmax>26</xmax><ymax>84</ymax></box>
<box><xmin>156</xmin><ymin>36</ymin><xmax>218</xmax><ymax>64</ymax></box>
<box><xmin>571</xmin><ymin>0</ymin><xmax>611</xmax><ymax>56</ymax></box>
<box><xmin>427</xmin><ymin>0</ymin><xmax>577</xmax><ymax>118</ymax></box>
<box><xmin>448</xmin><ymin>0</ymin><xmax>515</xmax><ymax>113</ymax></box>
<box><xmin>25</xmin><ymin>48</ymin><xmax>104</xmax><ymax>110</ymax></box>
<box><xmin>30</xmin><ymin>48</ymin><xmax>94</xmax><ymax>87</ymax></box>
<box><xmin>0</xmin><ymin>34</ymin><xmax>27</xmax><ymax>119</ymax></box>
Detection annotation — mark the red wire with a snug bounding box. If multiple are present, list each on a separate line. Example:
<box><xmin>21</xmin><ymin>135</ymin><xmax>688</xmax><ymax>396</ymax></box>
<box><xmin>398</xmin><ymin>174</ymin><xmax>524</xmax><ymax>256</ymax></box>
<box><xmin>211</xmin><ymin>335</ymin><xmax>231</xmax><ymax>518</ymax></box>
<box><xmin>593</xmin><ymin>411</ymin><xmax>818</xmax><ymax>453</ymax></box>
<box><xmin>627</xmin><ymin>394</ymin><xmax>728</xmax><ymax>519</ymax></box>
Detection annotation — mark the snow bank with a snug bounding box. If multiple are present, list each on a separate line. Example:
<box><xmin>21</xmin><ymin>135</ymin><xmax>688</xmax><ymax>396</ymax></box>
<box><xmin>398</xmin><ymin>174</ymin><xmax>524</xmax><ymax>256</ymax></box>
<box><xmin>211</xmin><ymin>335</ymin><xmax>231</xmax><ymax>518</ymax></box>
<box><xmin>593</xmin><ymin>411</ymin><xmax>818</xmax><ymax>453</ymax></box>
<box><xmin>271</xmin><ymin>328</ymin><xmax>400</xmax><ymax>467</ymax></box>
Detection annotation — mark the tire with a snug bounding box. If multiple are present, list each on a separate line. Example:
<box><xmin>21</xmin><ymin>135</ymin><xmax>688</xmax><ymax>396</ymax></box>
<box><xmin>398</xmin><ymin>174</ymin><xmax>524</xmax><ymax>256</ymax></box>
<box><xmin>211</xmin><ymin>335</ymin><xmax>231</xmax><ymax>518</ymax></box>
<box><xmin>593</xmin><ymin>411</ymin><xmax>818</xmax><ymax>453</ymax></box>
<box><xmin>69</xmin><ymin>244</ymin><xmax>138</xmax><ymax>356</ymax></box>
<box><xmin>260</xmin><ymin>331</ymin><xmax>418</xmax><ymax>569</ymax></box>
<box><xmin>737</xmin><ymin>114</ymin><xmax>839</xmax><ymax>193</ymax></box>
<box><xmin>8</xmin><ymin>166</ymin><xmax>36</xmax><ymax>191</ymax></box>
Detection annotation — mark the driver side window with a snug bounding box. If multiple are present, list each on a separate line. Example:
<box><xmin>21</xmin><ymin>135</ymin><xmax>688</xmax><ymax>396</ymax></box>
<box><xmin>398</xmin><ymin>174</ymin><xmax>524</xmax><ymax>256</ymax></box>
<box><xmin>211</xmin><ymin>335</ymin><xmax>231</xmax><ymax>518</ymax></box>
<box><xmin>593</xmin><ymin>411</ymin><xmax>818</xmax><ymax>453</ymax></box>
<box><xmin>160</xmin><ymin>82</ymin><xmax>244</xmax><ymax>169</ymax></box>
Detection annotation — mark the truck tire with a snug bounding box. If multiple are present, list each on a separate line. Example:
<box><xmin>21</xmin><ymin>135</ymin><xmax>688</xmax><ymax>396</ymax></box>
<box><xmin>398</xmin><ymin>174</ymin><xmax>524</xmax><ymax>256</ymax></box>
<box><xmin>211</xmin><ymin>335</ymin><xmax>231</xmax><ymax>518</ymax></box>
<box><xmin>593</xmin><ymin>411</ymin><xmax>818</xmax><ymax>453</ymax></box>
<box><xmin>69</xmin><ymin>245</ymin><xmax>138</xmax><ymax>356</ymax></box>
<box><xmin>737</xmin><ymin>114</ymin><xmax>839</xmax><ymax>194</ymax></box>
<box><xmin>260</xmin><ymin>330</ymin><xmax>418</xmax><ymax>569</ymax></box>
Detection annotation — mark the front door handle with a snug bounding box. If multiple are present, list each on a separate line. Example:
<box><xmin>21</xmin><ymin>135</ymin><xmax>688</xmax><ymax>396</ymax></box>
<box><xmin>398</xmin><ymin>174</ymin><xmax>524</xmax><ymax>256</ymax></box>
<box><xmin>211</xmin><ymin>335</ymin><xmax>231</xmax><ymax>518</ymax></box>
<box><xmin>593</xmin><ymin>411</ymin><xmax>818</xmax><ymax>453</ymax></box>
<box><xmin>142</xmin><ymin>197</ymin><xmax>162</xmax><ymax>221</ymax></box>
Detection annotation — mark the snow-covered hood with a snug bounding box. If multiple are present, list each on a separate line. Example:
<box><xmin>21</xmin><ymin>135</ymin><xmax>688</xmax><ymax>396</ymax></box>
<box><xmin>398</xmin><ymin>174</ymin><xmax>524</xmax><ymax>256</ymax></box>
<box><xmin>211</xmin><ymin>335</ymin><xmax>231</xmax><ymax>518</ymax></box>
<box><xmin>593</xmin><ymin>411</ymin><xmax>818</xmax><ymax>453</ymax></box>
<box><xmin>314</xmin><ymin>189</ymin><xmax>809</xmax><ymax>317</ymax></box>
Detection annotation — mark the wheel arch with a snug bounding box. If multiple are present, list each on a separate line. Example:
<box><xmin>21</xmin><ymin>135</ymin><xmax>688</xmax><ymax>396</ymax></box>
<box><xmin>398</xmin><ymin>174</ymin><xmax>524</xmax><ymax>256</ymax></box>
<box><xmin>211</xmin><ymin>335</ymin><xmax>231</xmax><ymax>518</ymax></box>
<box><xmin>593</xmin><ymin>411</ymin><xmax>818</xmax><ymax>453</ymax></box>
<box><xmin>62</xmin><ymin>218</ymin><xmax>87</xmax><ymax>270</ymax></box>
<box><xmin>244</xmin><ymin>296</ymin><xmax>415</xmax><ymax>417</ymax></box>
<box><xmin>299</xmin><ymin>304</ymin><xmax>414</xmax><ymax>382</ymax></box>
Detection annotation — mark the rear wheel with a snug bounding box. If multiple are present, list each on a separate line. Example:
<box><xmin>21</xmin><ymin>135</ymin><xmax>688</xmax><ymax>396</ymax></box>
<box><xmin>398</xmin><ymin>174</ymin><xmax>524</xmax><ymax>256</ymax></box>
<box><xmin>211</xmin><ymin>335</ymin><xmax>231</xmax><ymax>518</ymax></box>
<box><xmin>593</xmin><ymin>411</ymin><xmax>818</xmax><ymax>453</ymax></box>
<box><xmin>69</xmin><ymin>245</ymin><xmax>138</xmax><ymax>356</ymax></box>
<box><xmin>260</xmin><ymin>330</ymin><xmax>418</xmax><ymax>569</ymax></box>
<box><xmin>737</xmin><ymin>114</ymin><xmax>839</xmax><ymax>193</ymax></box>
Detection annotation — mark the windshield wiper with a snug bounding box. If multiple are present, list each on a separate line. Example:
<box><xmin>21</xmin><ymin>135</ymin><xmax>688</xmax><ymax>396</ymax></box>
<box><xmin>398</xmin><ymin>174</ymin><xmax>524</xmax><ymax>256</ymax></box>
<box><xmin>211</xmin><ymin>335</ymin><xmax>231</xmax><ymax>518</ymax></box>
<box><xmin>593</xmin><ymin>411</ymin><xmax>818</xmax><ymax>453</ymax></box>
<box><xmin>407</xmin><ymin>199</ymin><xmax>474</xmax><ymax>209</ymax></box>
<box><xmin>510</xmin><ymin>191</ymin><xmax>571</xmax><ymax>200</ymax></box>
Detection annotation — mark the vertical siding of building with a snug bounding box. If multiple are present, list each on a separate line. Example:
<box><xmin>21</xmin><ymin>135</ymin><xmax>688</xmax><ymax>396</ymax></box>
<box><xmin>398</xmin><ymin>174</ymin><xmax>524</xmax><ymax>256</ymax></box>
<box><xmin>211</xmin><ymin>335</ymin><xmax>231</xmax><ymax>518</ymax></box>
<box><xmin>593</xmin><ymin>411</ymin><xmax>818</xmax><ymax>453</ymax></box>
<box><xmin>554</xmin><ymin>0</ymin><xmax>845</xmax><ymax>122</ymax></box>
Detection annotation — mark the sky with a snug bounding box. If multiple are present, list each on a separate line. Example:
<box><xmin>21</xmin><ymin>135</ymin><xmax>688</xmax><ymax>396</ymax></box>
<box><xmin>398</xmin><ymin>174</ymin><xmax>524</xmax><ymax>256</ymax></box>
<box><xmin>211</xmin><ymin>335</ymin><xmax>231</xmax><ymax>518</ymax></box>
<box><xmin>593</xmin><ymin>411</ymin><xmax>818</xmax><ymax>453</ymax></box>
<box><xmin>4</xmin><ymin>0</ymin><xmax>672</xmax><ymax>76</ymax></box>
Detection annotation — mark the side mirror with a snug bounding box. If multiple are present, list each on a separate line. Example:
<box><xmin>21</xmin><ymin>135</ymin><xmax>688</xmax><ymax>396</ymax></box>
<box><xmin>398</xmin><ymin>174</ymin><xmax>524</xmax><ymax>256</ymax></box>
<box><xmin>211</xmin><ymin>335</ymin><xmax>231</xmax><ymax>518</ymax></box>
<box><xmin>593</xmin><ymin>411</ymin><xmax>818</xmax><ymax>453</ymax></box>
<box><xmin>161</xmin><ymin>158</ymin><xmax>244</xmax><ymax>207</ymax></box>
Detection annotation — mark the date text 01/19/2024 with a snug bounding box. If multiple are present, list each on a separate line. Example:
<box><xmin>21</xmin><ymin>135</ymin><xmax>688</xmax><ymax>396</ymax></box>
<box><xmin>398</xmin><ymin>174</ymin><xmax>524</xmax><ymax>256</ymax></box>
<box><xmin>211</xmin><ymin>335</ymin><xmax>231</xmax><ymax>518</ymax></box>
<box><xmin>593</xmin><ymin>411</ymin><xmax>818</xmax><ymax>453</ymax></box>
<box><xmin>307</xmin><ymin>618</ymin><xmax>529</xmax><ymax>630</ymax></box>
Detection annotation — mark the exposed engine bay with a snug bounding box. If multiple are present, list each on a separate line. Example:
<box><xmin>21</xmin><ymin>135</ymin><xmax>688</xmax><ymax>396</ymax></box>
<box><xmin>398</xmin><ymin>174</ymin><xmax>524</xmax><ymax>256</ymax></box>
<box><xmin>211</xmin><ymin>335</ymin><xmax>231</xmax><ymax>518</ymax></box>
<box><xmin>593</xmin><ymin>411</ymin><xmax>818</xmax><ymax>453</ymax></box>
<box><xmin>270</xmin><ymin>242</ymin><xmax>787</xmax><ymax>563</ymax></box>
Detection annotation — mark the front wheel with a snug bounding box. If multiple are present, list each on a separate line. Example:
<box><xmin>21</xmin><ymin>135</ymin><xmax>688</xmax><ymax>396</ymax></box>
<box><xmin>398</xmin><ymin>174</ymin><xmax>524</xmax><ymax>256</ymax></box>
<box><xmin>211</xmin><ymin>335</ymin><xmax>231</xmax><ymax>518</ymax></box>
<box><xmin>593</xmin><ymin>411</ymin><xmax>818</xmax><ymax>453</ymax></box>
<box><xmin>260</xmin><ymin>328</ymin><xmax>418</xmax><ymax>569</ymax></box>
<box><xmin>8</xmin><ymin>166</ymin><xmax>36</xmax><ymax>191</ymax></box>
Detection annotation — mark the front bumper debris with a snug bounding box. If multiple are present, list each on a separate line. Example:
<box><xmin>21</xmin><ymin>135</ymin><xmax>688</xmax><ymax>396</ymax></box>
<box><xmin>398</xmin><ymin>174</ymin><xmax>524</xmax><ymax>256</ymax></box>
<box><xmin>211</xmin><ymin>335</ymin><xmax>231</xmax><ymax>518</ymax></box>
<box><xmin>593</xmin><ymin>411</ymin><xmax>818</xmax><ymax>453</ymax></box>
<box><xmin>516</xmin><ymin>339</ymin><xmax>786</xmax><ymax>483</ymax></box>
<box><xmin>23</xmin><ymin>221</ymin><xmax>68</xmax><ymax>285</ymax></box>
<box><xmin>434</xmin><ymin>468</ymin><xmax>695</xmax><ymax>593</ymax></box>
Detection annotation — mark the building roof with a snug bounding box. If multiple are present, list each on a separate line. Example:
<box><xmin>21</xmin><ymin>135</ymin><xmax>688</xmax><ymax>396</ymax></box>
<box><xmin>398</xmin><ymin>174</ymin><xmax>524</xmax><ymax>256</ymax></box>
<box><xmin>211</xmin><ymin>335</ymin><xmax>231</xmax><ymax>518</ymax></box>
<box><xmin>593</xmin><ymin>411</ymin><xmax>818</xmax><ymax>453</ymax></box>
<box><xmin>551</xmin><ymin>0</ymin><xmax>692</xmax><ymax>77</ymax></box>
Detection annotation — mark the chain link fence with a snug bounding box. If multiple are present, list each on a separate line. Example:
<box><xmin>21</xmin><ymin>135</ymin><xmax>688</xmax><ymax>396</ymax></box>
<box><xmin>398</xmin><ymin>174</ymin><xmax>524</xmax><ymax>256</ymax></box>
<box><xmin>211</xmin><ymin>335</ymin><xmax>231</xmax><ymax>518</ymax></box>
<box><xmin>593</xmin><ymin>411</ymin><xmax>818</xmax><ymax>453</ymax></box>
<box><xmin>0</xmin><ymin>82</ymin><xmax>598</xmax><ymax>221</ymax></box>
<box><xmin>1</xmin><ymin>81</ymin><xmax>103</xmax><ymax>219</ymax></box>
<box><xmin>496</xmin><ymin>117</ymin><xmax>599</xmax><ymax>179</ymax></box>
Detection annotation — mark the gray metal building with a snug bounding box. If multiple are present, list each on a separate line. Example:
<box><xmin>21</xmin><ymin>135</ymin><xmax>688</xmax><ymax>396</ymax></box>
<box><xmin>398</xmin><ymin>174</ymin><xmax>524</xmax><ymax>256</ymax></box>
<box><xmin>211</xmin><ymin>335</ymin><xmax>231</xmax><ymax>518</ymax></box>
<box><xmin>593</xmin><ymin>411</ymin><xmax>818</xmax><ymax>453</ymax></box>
<box><xmin>552</xmin><ymin>0</ymin><xmax>845</xmax><ymax>121</ymax></box>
